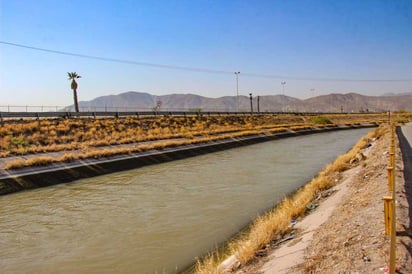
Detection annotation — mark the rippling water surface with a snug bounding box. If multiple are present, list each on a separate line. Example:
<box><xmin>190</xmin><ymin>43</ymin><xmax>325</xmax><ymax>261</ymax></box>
<box><xmin>0</xmin><ymin>128</ymin><xmax>371</xmax><ymax>273</ymax></box>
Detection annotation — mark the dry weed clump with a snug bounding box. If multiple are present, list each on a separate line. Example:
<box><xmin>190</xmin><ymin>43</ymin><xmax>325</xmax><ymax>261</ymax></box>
<box><xmin>194</xmin><ymin>125</ymin><xmax>387</xmax><ymax>274</ymax></box>
<box><xmin>325</xmin><ymin>125</ymin><xmax>386</xmax><ymax>174</ymax></box>
<box><xmin>4</xmin><ymin>156</ymin><xmax>57</xmax><ymax>169</ymax></box>
<box><xmin>195</xmin><ymin>252</ymin><xmax>226</xmax><ymax>274</ymax></box>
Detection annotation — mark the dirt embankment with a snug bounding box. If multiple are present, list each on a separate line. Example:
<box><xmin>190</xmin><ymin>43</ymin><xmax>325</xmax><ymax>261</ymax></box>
<box><xmin>239</xmin><ymin>126</ymin><xmax>411</xmax><ymax>273</ymax></box>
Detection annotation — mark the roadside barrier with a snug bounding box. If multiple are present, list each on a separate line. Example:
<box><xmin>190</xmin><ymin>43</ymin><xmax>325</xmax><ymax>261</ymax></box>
<box><xmin>0</xmin><ymin>109</ymin><xmax>386</xmax><ymax>119</ymax></box>
<box><xmin>383</xmin><ymin>123</ymin><xmax>396</xmax><ymax>273</ymax></box>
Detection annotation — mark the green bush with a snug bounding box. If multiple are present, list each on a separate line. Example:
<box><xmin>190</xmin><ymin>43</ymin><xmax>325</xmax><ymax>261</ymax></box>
<box><xmin>311</xmin><ymin>116</ymin><xmax>333</xmax><ymax>124</ymax></box>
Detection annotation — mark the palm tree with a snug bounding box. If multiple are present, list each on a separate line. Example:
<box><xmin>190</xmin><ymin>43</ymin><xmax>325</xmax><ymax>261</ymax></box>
<box><xmin>67</xmin><ymin>72</ymin><xmax>81</xmax><ymax>112</ymax></box>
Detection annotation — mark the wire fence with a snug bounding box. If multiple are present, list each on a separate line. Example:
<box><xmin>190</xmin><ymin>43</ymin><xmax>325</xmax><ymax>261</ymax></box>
<box><xmin>0</xmin><ymin>105</ymin><xmax>63</xmax><ymax>112</ymax></box>
<box><xmin>0</xmin><ymin>104</ymin><xmax>384</xmax><ymax>114</ymax></box>
<box><xmin>0</xmin><ymin>105</ymin><xmax>380</xmax><ymax>120</ymax></box>
<box><xmin>0</xmin><ymin>105</ymin><xmax>238</xmax><ymax>113</ymax></box>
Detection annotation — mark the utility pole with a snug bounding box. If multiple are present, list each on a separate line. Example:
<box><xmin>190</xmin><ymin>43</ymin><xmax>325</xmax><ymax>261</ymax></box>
<box><xmin>234</xmin><ymin>72</ymin><xmax>240</xmax><ymax>112</ymax></box>
<box><xmin>249</xmin><ymin>93</ymin><xmax>253</xmax><ymax>113</ymax></box>
<box><xmin>257</xmin><ymin>96</ymin><xmax>260</xmax><ymax>113</ymax></box>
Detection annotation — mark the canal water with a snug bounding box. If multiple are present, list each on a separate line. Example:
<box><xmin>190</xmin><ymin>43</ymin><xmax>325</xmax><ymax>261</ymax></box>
<box><xmin>0</xmin><ymin>128</ymin><xmax>371</xmax><ymax>273</ymax></box>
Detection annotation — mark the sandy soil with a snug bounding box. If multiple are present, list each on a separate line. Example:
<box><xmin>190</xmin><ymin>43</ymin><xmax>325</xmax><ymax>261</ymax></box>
<box><xmin>236</xmin><ymin>127</ymin><xmax>412</xmax><ymax>273</ymax></box>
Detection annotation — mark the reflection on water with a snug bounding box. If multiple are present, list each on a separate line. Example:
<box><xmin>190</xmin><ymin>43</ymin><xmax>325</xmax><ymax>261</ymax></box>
<box><xmin>0</xmin><ymin>128</ymin><xmax>370</xmax><ymax>273</ymax></box>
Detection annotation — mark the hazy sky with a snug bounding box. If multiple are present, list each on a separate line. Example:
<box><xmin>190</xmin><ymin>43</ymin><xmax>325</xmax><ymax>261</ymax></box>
<box><xmin>1</xmin><ymin>0</ymin><xmax>412</xmax><ymax>107</ymax></box>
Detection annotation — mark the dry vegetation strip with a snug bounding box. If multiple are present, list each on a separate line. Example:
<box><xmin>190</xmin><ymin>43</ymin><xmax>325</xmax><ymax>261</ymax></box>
<box><xmin>0</xmin><ymin>113</ymin><xmax>408</xmax><ymax>170</ymax></box>
<box><xmin>194</xmin><ymin>125</ymin><xmax>388</xmax><ymax>274</ymax></box>
<box><xmin>0</xmin><ymin>114</ymin><xmax>306</xmax><ymax>157</ymax></box>
<box><xmin>3</xmin><ymin>130</ymin><xmax>265</xmax><ymax>169</ymax></box>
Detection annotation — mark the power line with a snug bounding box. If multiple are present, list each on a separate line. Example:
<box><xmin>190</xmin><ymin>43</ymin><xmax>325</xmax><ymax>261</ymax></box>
<box><xmin>1</xmin><ymin>40</ymin><xmax>412</xmax><ymax>82</ymax></box>
<box><xmin>242</xmin><ymin>72</ymin><xmax>412</xmax><ymax>82</ymax></box>
<box><xmin>0</xmin><ymin>41</ymin><xmax>232</xmax><ymax>75</ymax></box>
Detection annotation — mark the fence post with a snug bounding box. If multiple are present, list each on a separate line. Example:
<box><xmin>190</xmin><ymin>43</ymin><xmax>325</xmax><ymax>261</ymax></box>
<box><xmin>387</xmin><ymin>167</ymin><xmax>394</xmax><ymax>192</ymax></box>
<box><xmin>383</xmin><ymin>196</ymin><xmax>393</xmax><ymax>235</ymax></box>
<box><xmin>388</xmin><ymin>124</ymin><xmax>396</xmax><ymax>274</ymax></box>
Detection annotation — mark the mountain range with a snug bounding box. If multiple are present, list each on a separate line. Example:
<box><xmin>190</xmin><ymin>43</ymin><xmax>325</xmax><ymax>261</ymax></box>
<box><xmin>73</xmin><ymin>91</ymin><xmax>412</xmax><ymax>112</ymax></box>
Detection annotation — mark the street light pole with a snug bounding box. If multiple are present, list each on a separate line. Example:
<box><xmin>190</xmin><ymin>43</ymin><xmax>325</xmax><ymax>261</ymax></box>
<box><xmin>310</xmin><ymin>88</ymin><xmax>315</xmax><ymax>98</ymax></box>
<box><xmin>281</xmin><ymin>81</ymin><xmax>286</xmax><ymax>95</ymax></box>
<box><xmin>235</xmin><ymin>72</ymin><xmax>240</xmax><ymax>112</ymax></box>
<box><xmin>249</xmin><ymin>93</ymin><xmax>253</xmax><ymax>113</ymax></box>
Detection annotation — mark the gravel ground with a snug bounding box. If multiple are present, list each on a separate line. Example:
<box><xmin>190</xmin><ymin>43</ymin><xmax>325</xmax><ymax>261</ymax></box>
<box><xmin>238</xmin><ymin>126</ymin><xmax>412</xmax><ymax>273</ymax></box>
<box><xmin>300</xmin><ymin>129</ymin><xmax>412</xmax><ymax>273</ymax></box>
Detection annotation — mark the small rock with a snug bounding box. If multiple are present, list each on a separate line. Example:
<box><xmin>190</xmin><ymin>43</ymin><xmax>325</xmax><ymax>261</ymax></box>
<box><xmin>363</xmin><ymin>255</ymin><xmax>371</xmax><ymax>262</ymax></box>
<box><xmin>255</xmin><ymin>249</ymin><xmax>267</xmax><ymax>257</ymax></box>
<box><xmin>289</xmin><ymin>220</ymin><xmax>297</xmax><ymax>227</ymax></box>
<box><xmin>306</xmin><ymin>203</ymin><xmax>318</xmax><ymax>211</ymax></box>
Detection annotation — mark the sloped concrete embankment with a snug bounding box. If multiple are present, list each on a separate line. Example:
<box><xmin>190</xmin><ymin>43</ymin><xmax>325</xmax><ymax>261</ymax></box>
<box><xmin>0</xmin><ymin>125</ymin><xmax>376</xmax><ymax>195</ymax></box>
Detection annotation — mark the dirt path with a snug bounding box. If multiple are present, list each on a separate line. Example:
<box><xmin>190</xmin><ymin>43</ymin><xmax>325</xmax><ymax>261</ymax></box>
<box><xmin>258</xmin><ymin>166</ymin><xmax>361</xmax><ymax>273</ymax></box>
<box><xmin>239</xmin><ymin>125</ymin><xmax>411</xmax><ymax>273</ymax></box>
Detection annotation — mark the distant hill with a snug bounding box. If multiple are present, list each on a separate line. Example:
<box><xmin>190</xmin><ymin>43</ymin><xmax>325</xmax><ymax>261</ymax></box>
<box><xmin>69</xmin><ymin>91</ymin><xmax>412</xmax><ymax>112</ymax></box>
<box><xmin>302</xmin><ymin>93</ymin><xmax>412</xmax><ymax>112</ymax></box>
<box><xmin>382</xmin><ymin>92</ymin><xmax>412</xmax><ymax>97</ymax></box>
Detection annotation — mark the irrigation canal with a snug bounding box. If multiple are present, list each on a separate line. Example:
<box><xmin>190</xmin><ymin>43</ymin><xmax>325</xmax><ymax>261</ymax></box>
<box><xmin>0</xmin><ymin>128</ymin><xmax>371</xmax><ymax>273</ymax></box>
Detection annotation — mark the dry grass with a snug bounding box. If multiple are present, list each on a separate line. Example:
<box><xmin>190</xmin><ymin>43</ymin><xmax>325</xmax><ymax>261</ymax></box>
<box><xmin>195</xmin><ymin>252</ymin><xmax>225</xmax><ymax>274</ymax></box>
<box><xmin>194</xmin><ymin>125</ymin><xmax>387</xmax><ymax>273</ymax></box>
<box><xmin>3</xmin><ymin>130</ymin><xmax>265</xmax><ymax>169</ymax></box>
<box><xmin>0</xmin><ymin>114</ymin><xmax>397</xmax><ymax>170</ymax></box>
<box><xmin>0</xmin><ymin>114</ymin><xmax>394</xmax><ymax>158</ymax></box>
<box><xmin>5</xmin><ymin>156</ymin><xmax>57</xmax><ymax>169</ymax></box>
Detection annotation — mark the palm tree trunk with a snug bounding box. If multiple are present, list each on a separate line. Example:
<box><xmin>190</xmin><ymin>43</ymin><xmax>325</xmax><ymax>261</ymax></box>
<box><xmin>73</xmin><ymin>89</ymin><xmax>79</xmax><ymax>112</ymax></box>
